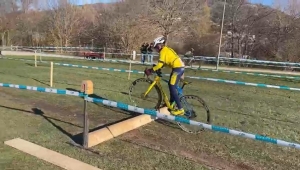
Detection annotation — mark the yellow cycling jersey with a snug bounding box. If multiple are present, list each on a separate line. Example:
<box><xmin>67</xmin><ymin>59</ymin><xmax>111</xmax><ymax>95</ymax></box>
<box><xmin>153</xmin><ymin>46</ymin><xmax>184</xmax><ymax>71</ymax></box>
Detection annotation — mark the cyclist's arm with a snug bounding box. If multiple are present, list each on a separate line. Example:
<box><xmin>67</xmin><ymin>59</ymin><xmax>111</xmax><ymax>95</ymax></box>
<box><xmin>152</xmin><ymin>52</ymin><xmax>165</xmax><ymax>71</ymax></box>
<box><xmin>152</xmin><ymin>61</ymin><xmax>164</xmax><ymax>71</ymax></box>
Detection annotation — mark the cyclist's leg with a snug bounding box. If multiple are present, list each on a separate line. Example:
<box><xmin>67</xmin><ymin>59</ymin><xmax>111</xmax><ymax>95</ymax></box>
<box><xmin>168</xmin><ymin>68</ymin><xmax>184</xmax><ymax>115</ymax></box>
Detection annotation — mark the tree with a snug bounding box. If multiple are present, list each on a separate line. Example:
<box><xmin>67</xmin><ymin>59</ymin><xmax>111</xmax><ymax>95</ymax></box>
<box><xmin>46</xmin><ymin>0</ymin><xmax>84</xmax><ymax>47</ymax></box>
<box><xmin>145</xmin><ymin>0</ymin><xmax>202</xmax><ymax>41</ymax></box>
<box><xmin>0</xmin><ymin>0</ymin><xmax>19</xmax><ymax>46</ymax></box>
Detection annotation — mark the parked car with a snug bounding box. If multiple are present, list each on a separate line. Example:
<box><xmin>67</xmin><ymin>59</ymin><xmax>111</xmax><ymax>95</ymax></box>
<box><xmin>79</xmin><ymin>51</ymin><xmax>104</xmax><ymax>60</ymax></box>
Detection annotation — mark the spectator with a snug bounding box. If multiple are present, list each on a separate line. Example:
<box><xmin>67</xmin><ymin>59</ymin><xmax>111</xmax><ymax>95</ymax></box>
<box><xmin>147</xmin><ymin>42</ymin><xmax>153</xmax><ymax>64</ymax></box>
<box><xmin>140</xmin><ymin>42</ymin><xmax>147</xmax><ymax>64</ymax></box>
<box><xmin>184</xmin><ymin>48</ymin><xmax>195</xmax><ymax>66</ymax></box>
<box><xmin>144</xmin><ymin>43</ymin><xmax>149</xmax><ymax>63</ymax></box>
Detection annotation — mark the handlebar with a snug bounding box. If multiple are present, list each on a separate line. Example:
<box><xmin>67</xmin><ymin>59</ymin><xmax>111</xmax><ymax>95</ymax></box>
<box><xmin>144</xmin><ymin>64</ymin><xmax>162</xmax><ymax>78</ymax></box>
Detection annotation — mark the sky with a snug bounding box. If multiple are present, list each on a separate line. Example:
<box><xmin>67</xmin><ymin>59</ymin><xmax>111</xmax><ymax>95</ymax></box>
<box><xmin>75</xmin><ymin>0</ymin><xmax>114</xmax><ymax>5</ymax></box>
<box><xmin>249</xmin><ymin>0</ymin><xmax>274</xmax><ymax>6</ymax></box>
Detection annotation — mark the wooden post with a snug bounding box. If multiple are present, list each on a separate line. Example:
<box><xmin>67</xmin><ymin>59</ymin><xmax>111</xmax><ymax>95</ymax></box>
<box><xmin>83</xmin><ymin>95</ymin><xmax>89</xmax><ymax>148</ymax></box>
<box><xmin>81</xmin><ymin>80</ymin><xmax>93</xmax><ymax>148</ymax></box>
<box><xmin>39</xmin><ymin>50</ymin><xmax>42</xmax><ymax>62</ymax></box>
<box><xmin>34</xmin><ymin>50</ymin><xmax>37</xmax><ymax>67</ymax></box>
<box><xmin>50</xmin><ymin>62</ymin><xmax>53</xmax><ymax>87</ymax></box>
<box><xmin>128</xmin><ymin>62</ymin><xmax>132</xmax><ymax>80</ymax></box>
<box><xmin>128</xmin><ymin>51</ymin><xmax>136</xmax><ymax>80</ymax></box>
<box><xmin>103</xmin><ymin>47</ymin><xmax>106</xmax><ymax>60</ymax></box>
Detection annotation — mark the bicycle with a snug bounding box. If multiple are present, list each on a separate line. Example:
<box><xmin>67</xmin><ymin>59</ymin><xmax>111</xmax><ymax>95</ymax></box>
<box><xmin>128</xmin><ymin>66</ymin><xmax>211</xmax><ymax>134</ymax></box>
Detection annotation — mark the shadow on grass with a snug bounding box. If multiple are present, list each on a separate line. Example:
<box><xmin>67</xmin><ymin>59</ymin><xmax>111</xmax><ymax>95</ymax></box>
<box><xmin>32</xmin><ymin>78</ymin><xmax>49</xmax><ymax>86</ymax></box>
<box><xmin>0</xmin><ymin>104</ymin><xmax>145</xmax><ymax>146</ymax></box>
<box><xmin>0</xmin><ymin>105</ymin><xmax>82</xmax><ymax>128</ymax></box>
<box><xmin>31</xmin><ymin>108</ymin><xmax>83</xmax><ymax>143</ymax></box>
<box><xmin>0</xmin><ymin>105</ymin><xmax>84</xmax><ymax>144</ymax></box>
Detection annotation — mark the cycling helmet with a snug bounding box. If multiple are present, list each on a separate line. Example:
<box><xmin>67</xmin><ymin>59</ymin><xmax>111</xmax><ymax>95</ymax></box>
<box><xmin>153</xmin><ymin>36</ymin><xmax>166</xmax><ymax>48</ymax></box>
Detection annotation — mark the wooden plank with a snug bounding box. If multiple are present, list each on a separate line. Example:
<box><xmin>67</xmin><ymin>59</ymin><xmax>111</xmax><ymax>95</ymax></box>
<box><xmin>4</xmin><ymin>138</ymin><xmax>101</xmax><ymax>170</ymax></box>
<box><xmin>87</xmin><ymin>107</ymin><xmax>170</xmax><ymax>148</ymax></box>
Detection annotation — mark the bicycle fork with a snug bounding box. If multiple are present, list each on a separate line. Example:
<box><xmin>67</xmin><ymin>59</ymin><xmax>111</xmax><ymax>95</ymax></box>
<box><xmin>143</xmin><ymin>81</ymin><xmax>156</xmax><ymax>98</ymax></box>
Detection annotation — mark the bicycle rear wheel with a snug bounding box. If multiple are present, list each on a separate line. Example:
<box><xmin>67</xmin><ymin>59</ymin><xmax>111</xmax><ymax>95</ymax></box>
<box><xmin>129</xmin><ymin>78</ymin><xmax>162</xmax><ymax>110</ymax></box>
<box><xmin>177</xmin><ymin>95</ymin><xmax>211</xmax><ymax>134</ymax></box>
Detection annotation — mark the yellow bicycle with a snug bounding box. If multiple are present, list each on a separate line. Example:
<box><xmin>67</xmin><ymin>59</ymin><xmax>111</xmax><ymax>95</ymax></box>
<box><xmin>129</xmin><ymin>67</ymin><xmax>211</xmax><ymax>133</ymax></box>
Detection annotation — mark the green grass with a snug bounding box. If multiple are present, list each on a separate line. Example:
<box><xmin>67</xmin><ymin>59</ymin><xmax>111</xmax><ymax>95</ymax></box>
<box><xmin>0</xmin><ymin>56</ymin><xmax>300</xmax><ymax>170</ymax></box>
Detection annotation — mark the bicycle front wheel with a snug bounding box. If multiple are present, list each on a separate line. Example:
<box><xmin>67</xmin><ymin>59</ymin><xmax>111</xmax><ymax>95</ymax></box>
<box><xmin>129</xmin><ymin>78</ymin><xmax>162</xmax><ymax>110</ymax></box>
<box><xmin>177</xmin><ymin>95</ymin><xmax>211</xmax><ymax>134</ymax></box>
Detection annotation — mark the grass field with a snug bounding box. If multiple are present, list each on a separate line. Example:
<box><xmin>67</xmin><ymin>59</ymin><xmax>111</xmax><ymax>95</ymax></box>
<box><xmin>0</xmin><ymin>56</ymin><xmax>300</xmax><ymax>170</ymax></box>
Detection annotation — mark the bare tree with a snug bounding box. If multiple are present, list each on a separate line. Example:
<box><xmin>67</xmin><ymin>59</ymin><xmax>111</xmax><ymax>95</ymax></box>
<box><xmin>0</xmin><ymin>0</ymin><xmax>19</xmax><ymax>47</ymax></box>
<box><xmin>46</xmin><ymin>0</ymin><xmax>83</xmax><ymax>47</ymax></box>
<box><xmin>145</xmin><ymin>0</ymin><xmax>202</xmax><ymax>40</ymax></box>
<box><xmin>95</xmin><ymin>0</ymin><xmax>156</xmax><ymax>51</ymax></box>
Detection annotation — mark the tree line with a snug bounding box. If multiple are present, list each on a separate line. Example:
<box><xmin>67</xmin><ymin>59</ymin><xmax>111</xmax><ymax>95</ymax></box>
<box><xmin>0</xmin><ymin>0</ymin><xmax>300</xmax><ymax>61</ymax></box>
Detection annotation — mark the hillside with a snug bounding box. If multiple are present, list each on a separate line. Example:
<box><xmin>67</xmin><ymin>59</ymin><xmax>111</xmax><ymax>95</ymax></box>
<box><xmin>0</xmin><ymin>0</ymin><xmax>299</xmax><ymax>61</ymax></box>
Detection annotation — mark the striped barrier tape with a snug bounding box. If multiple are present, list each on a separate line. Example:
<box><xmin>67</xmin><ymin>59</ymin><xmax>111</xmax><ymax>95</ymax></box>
<box><xmin>187</xmin><ymin>59</ymin><xmax>300</xmax><ymax>69</ymax></box>
<box><xmin>192</xmin><ymin>56</ymin><xmax>300</xmax><ymax>67</ymax></box>
<box><xmin>2</xmin><ymin>57</ymin><xmax>300</xmax><ymax>92</ymax></box>
<box><xmin>191</xmin><ymin>67</ymin><xmax>300</xmax><ymax>80</ymax></box>
<box><xmin>185</xmin><ymin>76</ymin><xmax>300</xmax><ymax>91</ymax></box>
<box><xmin>99</xmin><ymin>58</ymin><xmax>300</xmax><ymax>74</ymax></box>
<box><xmin>77</xmin><ymin>58</ymin><xmax>300</xmax><ymax>78</ymax></box>
<box><xmin>0</xmin><ymin>83</ymin><xmax>84</xmax><ymax>97</ymax></box>
<box><xmin>99</xmin><ymin>59</ymin><xmax>300</xmax><ymax>79</ymax></box>
<box><xmin>85</xmin><ymin>96</ymin><xmax>300</xmax><ymax>150</ymax></box>
<box><xmin>41</xmin><ymin>62</ymin><xmax>300</xmax><ymax>92</ymax></box>
<box><xmin>82</xmin><ymin>57</ymin><xmax>300</xmax><ymax>72</ymax></box>
<box><xmin>1</xmin><ymin>80</ymin><xmax>299</xmax><ymax>150</ymax></box>
<box><xmin>48</xmin><ymin>61</ymin><xmax>300</xmax><ymax>91</ymax></box>
<box><xmin>88</xmin><ymin>56</ymin><xmax>297</xmax><ymax>69</ymax></box>
<box><xmin>66</xmin><ymin>57</ymin><xmax>300</xmax><ymax>79</ymax></box>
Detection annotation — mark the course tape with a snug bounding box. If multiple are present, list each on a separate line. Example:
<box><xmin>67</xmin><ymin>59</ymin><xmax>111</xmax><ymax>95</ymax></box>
<box><xmin>3</xmin><ymin>57</ymin><xmax>300</xmax><ymax>91</ymax></box>
<box><xmin>0</xmin><ymin>83</ymin><xmax>84</xmax><ymax>97</ymax></box>
<box><xmin>85</xmin><ymin>96</ymin><xmax>300</xmax><ymax>150</ymax></box>
<box><xmin>1</xmin><ymin>81</ymin><xmax>300</xmax><ymax>150</ymax></box>
<box><xmin>192</xmin><ymin>67</ymin><xmax>300</xmax><ymax>80</ymax></box>
<box><xmin>94</xmin><ymin>58</ymin><xmax>300</xmax><ymax>80</ymax></box>
<box><xmin>192</xmin><ymin>56</ymin><xmax>300</xmax><ymax>67</ymax></box>
<box><xmin>45</xmin><ymin>62</ymin><xmax>300</xmax><ymax>92</ymax></box>
<box><xmin>3</xmin><ymin>56</ymin><xmax>300</xmax><ymax>80</ymax></box>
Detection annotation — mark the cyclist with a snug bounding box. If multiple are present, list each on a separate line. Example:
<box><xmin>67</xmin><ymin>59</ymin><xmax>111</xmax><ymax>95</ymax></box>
<box><xmin>144</xmin><ymin>36</ymin><xmax>185</xmax><ymax>116</ymax></box>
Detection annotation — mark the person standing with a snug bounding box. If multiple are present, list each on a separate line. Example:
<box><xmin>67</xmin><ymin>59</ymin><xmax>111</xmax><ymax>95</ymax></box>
<box><xmin>147</xmin><ymin>42</ymin><xmax>154</xmax><ymax>64</ymax></box>
<box><xmin>140</xmin><ymin>43</ymin><xmax>147</xmax><ymax>64</ymax></box>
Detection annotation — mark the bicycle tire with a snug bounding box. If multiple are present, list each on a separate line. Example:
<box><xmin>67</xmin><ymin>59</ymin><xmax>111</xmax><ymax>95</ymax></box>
<box><xmin>177</xmin><ymin>95</ymin><xmax>211</xmax><ymax>134</ymax></box>
<box><xmin>129</xmin><ymin>78</ymin><xmax>163</xmax><ymax>110</ymax></box>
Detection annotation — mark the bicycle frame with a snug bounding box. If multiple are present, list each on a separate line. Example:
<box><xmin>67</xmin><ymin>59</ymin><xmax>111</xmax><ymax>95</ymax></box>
<box><xmin>144</xmin><ymin>75</ymin><xmax>173</xmax><ymax>108</ymax></box>
<box><xmin>144</xmin><ymin>74</ymin><xmax>187</xmax><ymax>110</ymax></box>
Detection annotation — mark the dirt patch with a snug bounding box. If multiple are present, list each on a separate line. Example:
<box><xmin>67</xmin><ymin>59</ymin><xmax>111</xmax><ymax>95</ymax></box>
<box><xmin>121</xmin><ymin>129</ymin><xmax>256</xmax><ymax>170</ymax></box>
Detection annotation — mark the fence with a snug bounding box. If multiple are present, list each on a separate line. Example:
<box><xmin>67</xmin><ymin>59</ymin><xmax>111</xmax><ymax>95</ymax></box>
<box><xmin>3</xmin><ymin>46</ymin><xmax>300</xmax><ymax>70</ymax></box>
